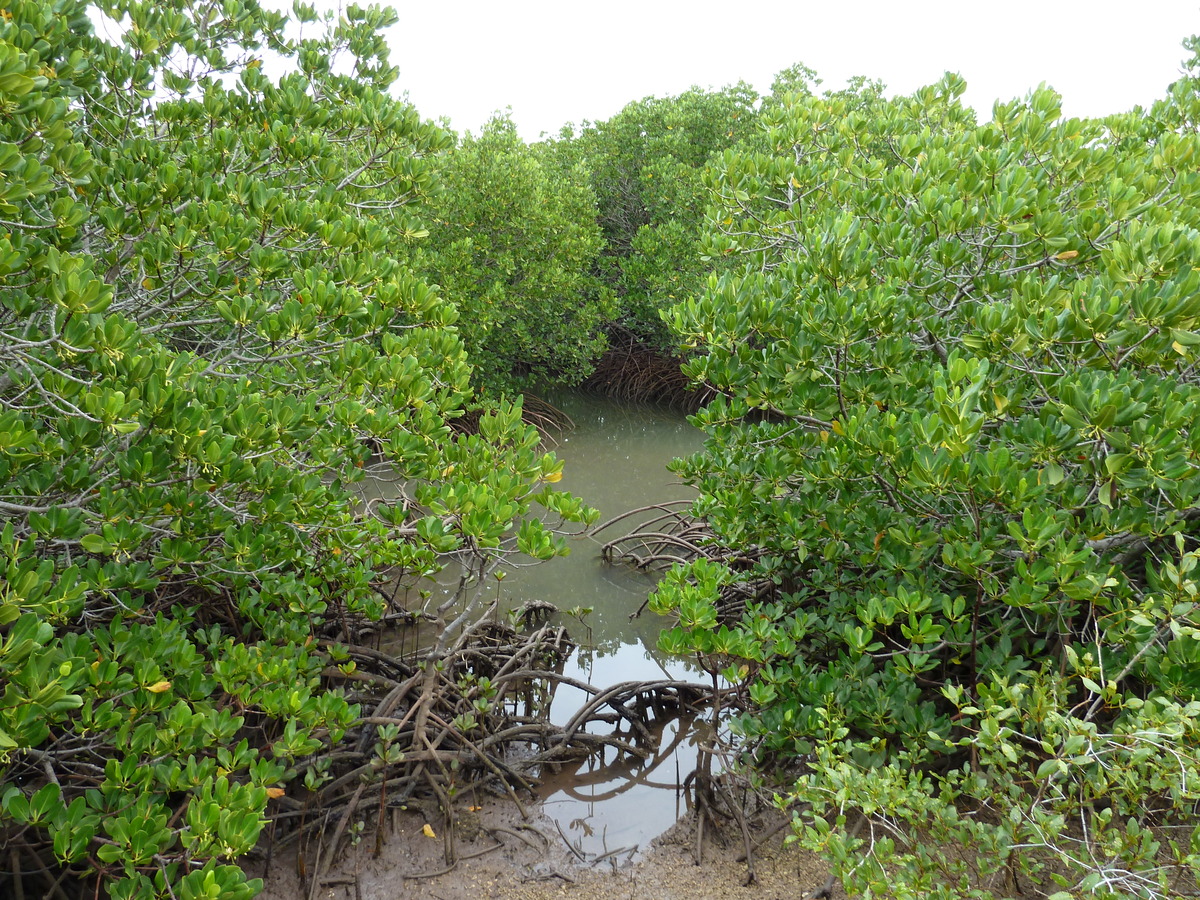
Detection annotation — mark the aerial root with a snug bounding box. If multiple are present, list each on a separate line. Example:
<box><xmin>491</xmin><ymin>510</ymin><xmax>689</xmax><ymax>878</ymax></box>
<box><xmin>579</xmin><ymin>335</ymin><xmax>714</xmax><ymax>412</ymax></box>
<box><xmin>592</xmin><ymin>503</ymin><xmax>776</xmax><ymax>621</ymax></box>
<box><xmin>272</xmin><ymin>617</ymin><xmax>724</xmax><ymax>882</ymax></box>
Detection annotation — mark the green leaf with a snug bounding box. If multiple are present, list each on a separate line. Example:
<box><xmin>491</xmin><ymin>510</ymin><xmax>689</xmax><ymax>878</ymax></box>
<box><xmin>1170</xmin><ymin>328</ymin><xmax>1200</xmax><ymax>346</ymax></box>
<box><xmin>80</xmin><ymin>534</ymin><xmax>109</xmax><ymax>554</ymax></box>
<box><xmin>0</xmin><ymin>72</ymin><xmax>35</xmax><ymax>96</ymax></box>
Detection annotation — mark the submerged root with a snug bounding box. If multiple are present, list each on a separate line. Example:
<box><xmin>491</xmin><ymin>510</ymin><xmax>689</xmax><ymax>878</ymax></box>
<box><xmin>592</xmin><ymin>501</ymin><xmax>775</xmax><ymax>622</ymax></box>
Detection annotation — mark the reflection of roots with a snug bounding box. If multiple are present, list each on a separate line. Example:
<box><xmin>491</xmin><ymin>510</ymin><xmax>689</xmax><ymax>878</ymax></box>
<box><xmin>275</xmin><ymin>621</ymin><xmax>725</xmax><ymax>892</ymax></box>
<box><xmin>547</xmin><ymin>710</ymin><xmax>697</xmax><ymax>803</ymax></box>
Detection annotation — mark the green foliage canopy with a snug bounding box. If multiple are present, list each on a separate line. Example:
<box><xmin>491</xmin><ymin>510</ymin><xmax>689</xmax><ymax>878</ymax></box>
<box><xmin>416</xmin><ymin>116</ymin><xmax>611</xmax><ymax>394</ymax></box>
<box><xmin>654</xmin><ymin>54</ymin><xmax>1200</xmax><ymax>898</ymax></box>
<box><xmin>0</xmin><ymin>2</ymin><xmax>592</xmax><ymax>897</ymax></box>
<box><xmin>554</xmin><ymin>86</ymin><xmax>759</xmax><ymax>352</ymax></box>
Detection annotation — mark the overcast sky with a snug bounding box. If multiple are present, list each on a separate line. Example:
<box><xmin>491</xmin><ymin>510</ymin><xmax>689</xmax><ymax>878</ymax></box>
<box><xmin>348</xmin><ymin>1</ymin><xmax>1199</xmax><ymax>139</ymax></box>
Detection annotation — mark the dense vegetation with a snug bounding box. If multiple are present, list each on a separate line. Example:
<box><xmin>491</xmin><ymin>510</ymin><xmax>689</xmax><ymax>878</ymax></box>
<box><xmin>0</xmin><ymin>2</ymin><xmax>591</xmax><ymax>897</ymax></box>
<box><xmin>412</xmin><ymin>115</ymin><xmax>612</xmax><ymax>394</ymax></box>
<box><xmin>551</xmin><ymin>85</ymin><xmax>758</xmax><ymax>353</ymax></box>
<box><xmin>4</xmin><ymin>1</ymin><xmax>1200</xmax><ymax>898</ymax></box>
<box><xmin>653</xmin><ymin>48</ymin><xmax>1200</xmax><ymax>900</ymax></box>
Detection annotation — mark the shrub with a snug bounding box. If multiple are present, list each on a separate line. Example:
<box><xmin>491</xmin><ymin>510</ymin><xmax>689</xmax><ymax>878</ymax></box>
<box><xmin>0</xmin><ymin>2</ymin><xmax>591</xmax><ymax>896</ymax></box>
<box><xmin>654</xmin><ymin>48</ymin><xmax>1200</xmax><ymax>898</ymax></box>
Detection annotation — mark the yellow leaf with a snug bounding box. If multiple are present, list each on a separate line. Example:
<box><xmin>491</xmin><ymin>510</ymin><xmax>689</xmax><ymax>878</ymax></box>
<box><xmin>142</xmin><ymin>278</ymin><xmax>153</xmax><ymax>289</ymax></box>
<box><xmin>543</xmin><ymin>470</ymin><xmax>563</xmax><ymax>483</ymax></box>
<box><xmin>266</xmin><ymin>787</ymin><xmax>285</xmax><ymax>798</ymax></box>
<box><xmin>1055</xmin><ymin>249</ymin><xmax>1079</xmax><ymax>261</ymax></box>
<box><xmin>830</xmin><ymin>420</ymin><xmax>844</xmax><ymax>436</ymax></box>
<box><xmin>247</xmin><ymin>58</ymin><xmax>262</xmax><ymax>68</ymax></box>
<box><xmin>147</xmin><ymin>681</ymin><xmax>171</xmax><ymax>693</ymax></box>
<box><xmin>1173</xmin><ymin>340</ymin><xmax>1187</xmax><ymax>356</ymax></box>
<box><xmin>818</xmin><ymin>430</ymin><xmax>829</xmax><ymax>443</ymax></box>
<box><xmin>422</xmin><ymin>823</ymin><xmax>437</xmax><ymax>838</ymax></box>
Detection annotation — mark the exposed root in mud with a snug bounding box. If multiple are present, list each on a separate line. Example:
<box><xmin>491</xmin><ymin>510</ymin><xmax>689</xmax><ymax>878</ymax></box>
<box><xmin>269</xmin><ymin>610</ymin><xmax>735</xmax><ymax>895</ymax></box>
<box><xmin>259</xmin><ymin>789</ymin><xmax>830</xmax><ymax>900</ymax></box>
<box><xmin>260</xmin><ymin>470</ymin><xmax>795</xmax><ymax>897</ymax></box>
<box><xmin>249</xmin><ymin>565</ymin><xmax>831</xmax><ymax>900</ymax></box>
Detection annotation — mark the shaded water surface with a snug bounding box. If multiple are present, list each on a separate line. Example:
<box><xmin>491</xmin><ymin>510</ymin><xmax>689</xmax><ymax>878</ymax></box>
<box><xmin>371</xmin><ymin>393</ymin><xmax>708</xmax><ymax>860</ymax></box>
<box><xmin>523</xmin><ymin>393</ymin><xmax>707</xmax><ymax>860</ymax></box>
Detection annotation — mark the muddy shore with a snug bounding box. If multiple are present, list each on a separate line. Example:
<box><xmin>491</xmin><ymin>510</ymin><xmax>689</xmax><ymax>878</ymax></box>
<box><xmin>252</xmin><ymin>797</ymin><xmax>843</xmax><ymax>900</ymax></box>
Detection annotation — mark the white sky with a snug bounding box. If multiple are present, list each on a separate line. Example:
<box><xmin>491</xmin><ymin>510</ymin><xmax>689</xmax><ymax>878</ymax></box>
<box><xmin>355</xmin><ymin>0</ymin><xmax>1200</xmax><ymax>138</ymax></box>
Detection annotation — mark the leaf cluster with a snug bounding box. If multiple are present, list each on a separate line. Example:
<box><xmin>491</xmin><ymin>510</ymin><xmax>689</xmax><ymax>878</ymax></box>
<box><xmin>0</xmin><ymin>2</ymin><xmax>593</xmax><ymax>897</ymax></box>
<box><xmin>549</xmin><ymin>85</ymin><xmax>760</xmax><ymax>353</ymax></box>
<box><xmin>414</xmin><ymin>116</ymin><xmax>612</xmax><ymax>395</ymax></box>
<box><xmin>654</xmin><ymin>54</ymin><xmax>1200</xmax><ymax>898</ymax></box>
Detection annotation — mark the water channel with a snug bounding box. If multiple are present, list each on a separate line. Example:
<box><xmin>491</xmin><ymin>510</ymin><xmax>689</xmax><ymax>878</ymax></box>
<box><xmin>518</xmin><ymin>393</ymin><xmax>707</xmax><ymax>861</ymax></box>
<box><xmin>368</xmin><ymin>392</ymin><xmax>708</xmax><ymax>861</ymax></box>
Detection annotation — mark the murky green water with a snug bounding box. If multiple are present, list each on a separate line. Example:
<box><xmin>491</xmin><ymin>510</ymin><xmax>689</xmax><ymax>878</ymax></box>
<box><xmin>504</xmin><ymin>392</ymin><xmax>704</xmax><ymax>659</ymax></box>
<box><xmin>363</xmin><ymin>392</ymin><xmax>708</xmax><ymax>860</ymax></box>
<box><xmin>524</xmin><ymin>393</ymin><xmax>707</xmax><ymax>861</ymax></box>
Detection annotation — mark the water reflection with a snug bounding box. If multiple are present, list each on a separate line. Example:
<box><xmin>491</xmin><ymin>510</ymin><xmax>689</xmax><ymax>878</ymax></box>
<box><xmin>539</xmin><ymin>713</ymin><xmax>698</xmax><ymax>864</ymax></box>
<box><xmin>518</xmin><ymin>394</ymin><xmax>710</xmax><ymax>859</ymax></box>
<box><xmin>363</xmin><ymin>393</ymin><xmax>709</xmax><ymax>859</ymax></box>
